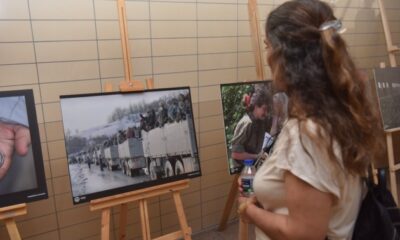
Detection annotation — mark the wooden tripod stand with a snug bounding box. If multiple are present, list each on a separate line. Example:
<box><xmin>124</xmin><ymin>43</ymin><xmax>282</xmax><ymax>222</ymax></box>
<box><xmin>91</xmin><ymin>1</ymin><xmax>193</xmax><ymax>239</ymax></box>
<box><xmin>90</xmin><ymin>180</ymin><xmax>192</xmax><ymax>240</ymax></box>
<box><xmin>377</xmin><ymin>0</ymin><xmax>400</xmax><ymax>204</ymax></box>
<box><xmin>218</xmin><ymin>1</ymin><xmax>265</xmax><ymax>239</ymax></box>
<box><xmin>0</xmin><ymin>204</ymin><xmax>27</xmax><ymax>240</ymax></box>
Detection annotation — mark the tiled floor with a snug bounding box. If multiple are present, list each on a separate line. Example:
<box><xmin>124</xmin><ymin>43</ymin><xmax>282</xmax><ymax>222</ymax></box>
<box><xmin>192</xmin><ymin>220</ymin><xmax>256</xmax><ymax>240</ymax></box>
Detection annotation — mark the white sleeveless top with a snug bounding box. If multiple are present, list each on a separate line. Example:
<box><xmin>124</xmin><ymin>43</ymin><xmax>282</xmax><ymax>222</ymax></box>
<box><xmin>253</xmin><ymin>119</ymin><xmax>363</xmax><ymax>240</ymax></box>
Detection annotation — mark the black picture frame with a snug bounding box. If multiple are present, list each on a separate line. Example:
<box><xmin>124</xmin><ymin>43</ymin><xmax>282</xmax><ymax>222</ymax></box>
<box><xmin>60</xmin><ymin>87</ymin><xmax>201</xmax><ymax>204</ymax></box>
<box><xmin>373</xmin><ymin>67</ymin><xmax>400</xmax><ymax>130</ymax></box>
<box><xmin>220</xmin><ymin>80</ymin><xmax>288</xmax><ymax>174</ymax></box>
<box><xmin>0</xmin><ymin>89</ymin><xmax>48</xmax><ymax>208</ymax></box>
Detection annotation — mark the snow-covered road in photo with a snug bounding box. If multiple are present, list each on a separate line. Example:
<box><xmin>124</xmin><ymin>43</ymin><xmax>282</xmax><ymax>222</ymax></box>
<box><xmin>69</xmin><ymin>163</ymin><xmax>150</xmax><ymax>196</ymax></box>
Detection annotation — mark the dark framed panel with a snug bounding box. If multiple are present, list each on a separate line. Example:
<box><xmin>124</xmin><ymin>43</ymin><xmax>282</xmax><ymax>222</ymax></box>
<box><xmin>60</xmin><ymin>87</ymin><xmax>201</xmax><ymax>204</ymax></box>
<box><xmin>373</xmin><ymin>67</ymin><xmax>400</xmax><ymax>130</ymax></box>
<box><xmin>220</xmin><ymin>80</ymin><xmax>288</xmax><ymax>174</ymax></box>
<box><xmin>0</xmin><ymin>89</ymin><xmax>48</xmax><ymax>207</ymax></box>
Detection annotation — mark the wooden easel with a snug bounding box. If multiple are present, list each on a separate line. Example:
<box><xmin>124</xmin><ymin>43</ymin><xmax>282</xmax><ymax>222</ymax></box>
<box><xmin>377</xmin><ymin>0</ymin><xmax>400</xmax><ymax>69</ymax></box>
<box><xmin>385</xmin><ymin>128</ymin><xmax>400</xmax><ymax>204</ymax></box>
<box><xmin>97</xmin><ymin>77</ymin><xmax>192</xmax><ymax>240</ymax></box>
<box><xmin>218</xmin><ymin>1</ymin><xmax>265</xmax><ymax>239</ymax></box>
<box><xmin>104</xmin><ymin>0</ymin><xmax>151</xmax><ymax>92</ymax></box>
<box><xmin>91</xmin><ymin>1</ymin><xmax>192</xmax><ymax>239</ymax></box>
<box><xmin>90</xmin><ymin>180</ymin><xmax>192</xmax><ymax>240</ymax></box>
<box><xmin>0</xmin><ymin>203</ymin><xmax>27</xmax><ymax>240</ymax></box>
<box><xmin>98</xmin><ymin>76</ymin><xmax>192</xmax><ymax>240</ymax></box>
<box><xmin>377</xmin><ymin>0</ymin><xmax>400</xmax><ymax>204</ymax></box>
<box><xmin>247</xmin><ymin>0</ymin><xmax>265</xmax><ymax>81</ymax></box>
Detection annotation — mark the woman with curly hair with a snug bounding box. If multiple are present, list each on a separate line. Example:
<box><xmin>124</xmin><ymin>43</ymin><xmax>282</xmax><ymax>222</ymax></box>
<box><xmin>238</xmin><ymin>0</ymin><xmax>385</xmax><ymax>239</ymax></box>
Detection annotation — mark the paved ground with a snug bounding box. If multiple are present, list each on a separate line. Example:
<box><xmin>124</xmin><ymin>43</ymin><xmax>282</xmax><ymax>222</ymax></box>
<box><xmin>192</xmin><ymin>220</ymin><xmax>255</xmax><ymax>240</ymax></box>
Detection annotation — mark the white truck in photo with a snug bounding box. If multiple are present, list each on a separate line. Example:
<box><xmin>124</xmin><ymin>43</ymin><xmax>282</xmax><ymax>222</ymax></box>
<box><xmin>119</xmin><ymin>118</ymin><xmax>198</xmax><ymax>180</ymax></box>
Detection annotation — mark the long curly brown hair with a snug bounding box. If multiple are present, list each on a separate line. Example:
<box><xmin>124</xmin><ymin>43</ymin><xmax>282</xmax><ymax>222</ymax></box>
<box><xmin>266</xmin><ymin>0</ymin><xmax>385</xmax><ymax>175</ymax></box>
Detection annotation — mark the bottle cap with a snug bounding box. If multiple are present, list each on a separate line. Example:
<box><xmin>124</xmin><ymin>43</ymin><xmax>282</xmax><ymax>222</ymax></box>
<box><xmin>244</xmin><ymin>159</ymin><xmax>254</xmax><ymax>166</ymax></box>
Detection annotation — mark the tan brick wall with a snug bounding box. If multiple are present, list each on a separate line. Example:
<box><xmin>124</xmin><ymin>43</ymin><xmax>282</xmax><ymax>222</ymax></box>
<box><xmin>0</xmin><ymin>0</ymin><xmax>399</xmax><ymax>239</ymax></box>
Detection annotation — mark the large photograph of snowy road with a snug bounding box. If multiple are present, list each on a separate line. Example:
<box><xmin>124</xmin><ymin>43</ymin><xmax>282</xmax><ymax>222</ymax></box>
<box><xmin>60</xmin><ymin>87</ymin><xmax>201</xmax><ymax>204</ymax></box>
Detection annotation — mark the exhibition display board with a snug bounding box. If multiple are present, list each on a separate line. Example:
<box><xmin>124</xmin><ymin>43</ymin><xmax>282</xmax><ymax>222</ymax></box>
<box><xmin>375</xmin><ymin>0</ymin><xmax>400</xmax><ymax>204</ymax></box>
<box><xmin>218</xmin><ymin>1</ymin><xmax>266</xmax><ymax>239</ymax></box>
<box><xmin>0</xmin><ymin>89</ymin><xmax>48</xmax><ymax>240</ymax></box>
<box><xmin>59</xmin><ymin>1</ymin><xmax>197</xmax><ymax>239</ymax></box>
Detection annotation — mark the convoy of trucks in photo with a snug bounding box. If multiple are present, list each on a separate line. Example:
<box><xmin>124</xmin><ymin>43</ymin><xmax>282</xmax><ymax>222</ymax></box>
<box><xmin>69</xmin><ymin>118</ymin><xmax>198</xmax><ymax>180</ymax></box>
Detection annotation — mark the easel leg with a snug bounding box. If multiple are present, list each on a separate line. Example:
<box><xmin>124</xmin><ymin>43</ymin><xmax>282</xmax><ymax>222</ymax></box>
<box><xmin>139</xmin><ymin>200</ymin><xmax>151</xmax><ymax>240</ymax></box>
<box><xmin>119</xmin><ymin>203</ymin><xmax>128</xmax><ymax>240</ymax></box>
<box><xmin>145</xmin><ymin>78</ymin><xmax>154</xmax><ymax>89</ymax></box>
<box><xmin>386</xmin><ymin>132</ymin><xmax>398</xmax><ymax>204</ymax></box>
<box><xmin>239</xmin><ymin>218</ymin><xmax>248</xmax><ymax>240</ymax></box>
<box><xmin>173</xmin><ymin>192</ymin><xmax>192</xmax><ymax>240</ymax></box>
<box><xmin>5</xmin><ymin>218</ymin><xmax>21</xmax><ymax>240</ymax></box>
<box><xmin>101</xmin><ymin>209</ymin><xmax>111</xmax><ymax>240</ymax></box>
<box><xmin>218</xmin><ymin>174</ymin><xmax>239</xmax><ymax>231</ymax></box>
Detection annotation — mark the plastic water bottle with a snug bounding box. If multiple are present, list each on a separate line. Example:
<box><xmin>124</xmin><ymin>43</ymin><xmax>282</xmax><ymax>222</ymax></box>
<box><xmin>241</xmin><ymin>159</ymin><xmax>256</xmax><ymax>197</ymax></box>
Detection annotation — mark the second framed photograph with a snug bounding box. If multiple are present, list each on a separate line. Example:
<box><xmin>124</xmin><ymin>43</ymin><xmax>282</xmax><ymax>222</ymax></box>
<box><xmin>220</xmin><ymin>81</ymin><xmax>288</xmax><ymax>174</ymax></box>
<box><xmin>60</xmin><ymin>87</ymin><xmax>201</xmax><ymax>204</ymax></box>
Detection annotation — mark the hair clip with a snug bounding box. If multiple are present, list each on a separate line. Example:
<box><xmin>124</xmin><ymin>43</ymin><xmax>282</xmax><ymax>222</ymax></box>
<box><xmin>319</xmin><ymin>19</ymin><xmax>347</xmax><ymax>34</ymax></box>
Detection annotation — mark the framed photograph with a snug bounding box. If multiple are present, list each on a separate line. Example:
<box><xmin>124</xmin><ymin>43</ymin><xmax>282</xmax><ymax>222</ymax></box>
<box><xmin>0</xmin><ymin>89</ymin><xmax>48</xmax><ymax>207</ymax></box>
<box><xmin>373</xmin><ymin>67</ymin><xmax>400</xmax><ymax>130</ymax></box>
<box><xmin>220</xmin><ymin>81</ymin><xmax>288</xmax><ymax>174</ymax></box>
<box><xmin>60</xmin><ymin>87</ymin><xmax>201</xmax><ymax>204</ymax></box>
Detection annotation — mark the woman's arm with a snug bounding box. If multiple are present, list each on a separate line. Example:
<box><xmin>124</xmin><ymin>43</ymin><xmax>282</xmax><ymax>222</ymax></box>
<box><xmin>240</xmin><ymin>171</ymin><xmax>335</xmax><ymax>240</ymax></box>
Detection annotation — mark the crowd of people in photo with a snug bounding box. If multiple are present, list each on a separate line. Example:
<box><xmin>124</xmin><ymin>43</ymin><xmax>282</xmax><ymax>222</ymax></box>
<box><xmin>69</xmin><ymin>93</ymin><xmax>193</xmax><ymax>170</ymax></box>
<box><xmin>139</xmin><ymin>93</ymin><xmax>192</xmax><ymax>133</ymax></box>
<box><xmin>116</xmin><ymin>93</ymin><xmax>192</xmax><ymax>144</ymax></box>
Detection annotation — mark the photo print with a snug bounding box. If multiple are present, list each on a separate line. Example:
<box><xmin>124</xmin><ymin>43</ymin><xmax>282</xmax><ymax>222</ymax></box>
<box><xmin>220</xmin><ymin>81</ymin><xmax>288</xmax><ymax>174</ymax></box>
<box><xmin>60</xmin><ymin>87</ymin><xmax>201</xmax><ymax>204</ymax></box>
<box><xmin>374</xmin><ymin>67</ymin><xmax>400</xmax><ymax>130</ymax></box>
<box><xmin>0</xmin><ymin>89</ymin><xmax>48</xmax><ymax>207</ymax></box>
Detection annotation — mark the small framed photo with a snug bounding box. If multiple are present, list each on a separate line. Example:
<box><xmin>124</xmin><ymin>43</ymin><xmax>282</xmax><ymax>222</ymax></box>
<box><xmin>0</xmin><ymin>89</ymin><xmax>48</xmax><ymax>207</ymax></box>
<box><xmin>220</xmin><ymin>81</ymin><xmax>288</xmax><ymax>174</ymax></box>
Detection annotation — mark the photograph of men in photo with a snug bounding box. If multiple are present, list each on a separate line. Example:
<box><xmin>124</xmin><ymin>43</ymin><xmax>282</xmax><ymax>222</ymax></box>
<box><xmin>60</xmin><ymin>87</ymin><xmax>200</xmax><ymax>204</ymax></box>
<box><xmin>374</xmin><ymin>67</ymin><xmax>400</xmax><ymax>130</ymax></box>
<box><xmin>220</xmin><ymin>81</ymin><xmax>288</xmax><ymax>174</ymax></box>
